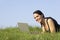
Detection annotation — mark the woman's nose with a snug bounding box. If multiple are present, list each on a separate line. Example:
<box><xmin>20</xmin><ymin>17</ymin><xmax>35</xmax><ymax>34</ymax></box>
<box><xmin>35</xmin><ymin>18</ymin><xmax>38</xmax><ymax>21</ymax></box>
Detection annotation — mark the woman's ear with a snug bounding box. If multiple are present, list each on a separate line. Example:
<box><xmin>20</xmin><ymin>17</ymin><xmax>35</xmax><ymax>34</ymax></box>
<box><xmin>42</xmin><ymin>14</ymin><xmax>45</xmax><ymax>18</ymax></box>
<box><xmin>41</xmin><ymin>15</ymin><xmax>44</xmax><ymax>18</ymax></box>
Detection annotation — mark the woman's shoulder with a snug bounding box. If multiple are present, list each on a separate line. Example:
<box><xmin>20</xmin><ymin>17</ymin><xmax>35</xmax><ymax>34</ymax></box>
<box><xmin>45</xmin><ymin>17</ymin><xmax>59</xmax><ymax>25</ymax></box>
<box><xmin>45</xmin><ymin>17</ymin><xmax>56</xmax><ymax>21</ymax></box>
<box><xmin>45</xmin><ymin>17</ymin><xmax>54</xmax><ymax>23</ymax></box>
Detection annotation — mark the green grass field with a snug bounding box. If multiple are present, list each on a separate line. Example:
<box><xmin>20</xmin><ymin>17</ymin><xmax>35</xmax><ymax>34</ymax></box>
<box><xmin>0</xmin><ymin>27</ymin><xmax>60</xmax><ymax>40</ymax></box>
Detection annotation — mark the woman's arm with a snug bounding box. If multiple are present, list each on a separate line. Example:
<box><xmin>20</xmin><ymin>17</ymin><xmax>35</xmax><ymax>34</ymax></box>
<box><xmin>41</xmin><ymin>25</ymin><xmax>45</xmax><ymax>33</ymax></box>
<box><xmin>48</xmin><ymin>19</ymin><xmax>55</xmax><ymax>33</ymax></box>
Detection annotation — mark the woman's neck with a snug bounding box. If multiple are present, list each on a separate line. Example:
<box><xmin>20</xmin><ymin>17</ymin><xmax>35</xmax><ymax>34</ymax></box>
<box><xmin>41</xmin><ymin>18</ymin><xmax>45</xmax><ymax>26</ymax></box>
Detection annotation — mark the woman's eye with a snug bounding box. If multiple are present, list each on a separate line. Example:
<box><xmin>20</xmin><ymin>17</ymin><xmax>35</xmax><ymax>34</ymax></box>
<box><xmin>34</xmin><ymin>16</ymin><xmax>38</xmax><ymax>19</ymax></box>
<box><xmin>36</xmin><ymin>16</ymin><xmax>38</xmax><ymax>17</ymax></box>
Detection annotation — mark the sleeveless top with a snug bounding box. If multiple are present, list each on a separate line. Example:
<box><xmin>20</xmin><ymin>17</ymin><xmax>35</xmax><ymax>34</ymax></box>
<box><xmin>43</xmin><ymin>17</ymin><xmax>60</xmax><ymax>32</ymax></box>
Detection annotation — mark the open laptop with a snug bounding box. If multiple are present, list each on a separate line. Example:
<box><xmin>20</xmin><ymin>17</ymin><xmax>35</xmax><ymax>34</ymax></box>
<box><xmin>18</xmin><ymin>22</ymin><xmax>30</xmax><ymax>33</ymax></box>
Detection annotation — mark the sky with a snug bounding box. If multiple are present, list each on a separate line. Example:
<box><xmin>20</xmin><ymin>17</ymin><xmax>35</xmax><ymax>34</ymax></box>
<box><xmin>0</xmin><ymin>0</ymin><xmax>60</xmax><ymax>28</ymax></box>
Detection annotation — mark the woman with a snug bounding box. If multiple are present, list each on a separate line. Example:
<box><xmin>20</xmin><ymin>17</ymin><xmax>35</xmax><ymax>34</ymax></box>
<box><xmin>33</xmin><ymin>10</ymin><xmax>60</xmax><ymax>33</ymax></box>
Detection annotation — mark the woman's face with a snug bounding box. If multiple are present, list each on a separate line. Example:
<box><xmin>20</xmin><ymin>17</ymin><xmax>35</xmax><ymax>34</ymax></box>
<box><xmin>33</xmin><ymin>13</ymin><xmax>43</xmax><ymax>23</ymax></box>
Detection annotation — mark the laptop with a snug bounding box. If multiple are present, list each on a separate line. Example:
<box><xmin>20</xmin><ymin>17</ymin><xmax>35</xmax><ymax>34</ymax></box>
<box><xmin>18</xmin><ymin>22</ymin><xmax>30</xmax><ymax>33</ymax></box>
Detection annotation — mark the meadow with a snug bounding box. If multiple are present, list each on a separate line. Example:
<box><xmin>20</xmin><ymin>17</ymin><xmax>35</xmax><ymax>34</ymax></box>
<box><xmin>0</xmin><ymin>26</ymin><xmax>60</xmax><ymax>40</ymax></box>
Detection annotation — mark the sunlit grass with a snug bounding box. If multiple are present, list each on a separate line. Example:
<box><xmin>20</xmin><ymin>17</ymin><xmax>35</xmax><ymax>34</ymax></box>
<box><xmin>0</xmin><ymin>27</ymin><xmax>60</xmax><ymax>40</ymax></box>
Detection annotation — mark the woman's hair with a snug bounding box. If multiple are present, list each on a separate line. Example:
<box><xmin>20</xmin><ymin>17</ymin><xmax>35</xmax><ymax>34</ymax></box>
<box><xmin>33</xmin><ymin>10</ymin><xmax>44</xmax><ymax>18</ymax></box>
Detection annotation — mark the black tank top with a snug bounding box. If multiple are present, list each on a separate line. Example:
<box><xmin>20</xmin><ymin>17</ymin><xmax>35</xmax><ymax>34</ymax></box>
<box><xmin>45</xmin><ymin>17</ymin><xmax>60</xmax><ymax>32</ymax></box>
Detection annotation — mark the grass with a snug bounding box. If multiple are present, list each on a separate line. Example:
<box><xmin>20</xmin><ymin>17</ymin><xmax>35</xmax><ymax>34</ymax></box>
<box><xmin>0</xmin><ymin>27</ymin><xmax>60</xmax><ymax>40</ymax></box>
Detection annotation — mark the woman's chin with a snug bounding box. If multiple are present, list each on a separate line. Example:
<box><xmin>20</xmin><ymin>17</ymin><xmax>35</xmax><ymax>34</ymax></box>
<box><xmin>37</xmin><ymin>21</ymin><xmax>41</xmax><ymax>23</ymax></box>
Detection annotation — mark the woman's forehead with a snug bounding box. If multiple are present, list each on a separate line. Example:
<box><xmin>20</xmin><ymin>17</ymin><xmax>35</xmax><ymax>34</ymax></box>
<box><xmin>33</xmin><ymin>13</ymin><xmax>41</xmax><ymax>16</ymax></box>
